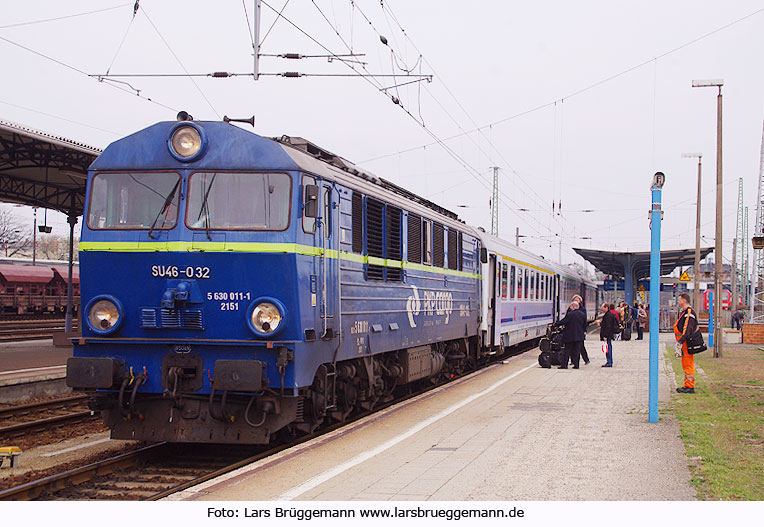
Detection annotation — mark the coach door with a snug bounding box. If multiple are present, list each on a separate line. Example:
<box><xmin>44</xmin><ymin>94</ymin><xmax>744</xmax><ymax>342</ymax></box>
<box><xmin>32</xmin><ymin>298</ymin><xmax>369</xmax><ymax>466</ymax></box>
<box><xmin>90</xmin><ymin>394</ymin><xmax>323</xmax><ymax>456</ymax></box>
<box><xmin>553</xmin><ymin>275</ymin><xmax>561</xmax><ymax>322</ymax></box>
<box><xmin>486</xmin><ymin>254</ymin><xmax>497</xmax><ymax>346</ymax></box>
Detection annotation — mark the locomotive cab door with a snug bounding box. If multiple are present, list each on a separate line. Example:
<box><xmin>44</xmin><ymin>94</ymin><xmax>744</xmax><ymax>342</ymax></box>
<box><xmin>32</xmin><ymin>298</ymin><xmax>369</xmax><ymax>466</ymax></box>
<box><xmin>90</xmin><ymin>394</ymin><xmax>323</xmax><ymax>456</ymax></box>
<box><xmin>318</xmin><ymin>181</ymin><xmax>338</xmax><ymax>339</ymax></box>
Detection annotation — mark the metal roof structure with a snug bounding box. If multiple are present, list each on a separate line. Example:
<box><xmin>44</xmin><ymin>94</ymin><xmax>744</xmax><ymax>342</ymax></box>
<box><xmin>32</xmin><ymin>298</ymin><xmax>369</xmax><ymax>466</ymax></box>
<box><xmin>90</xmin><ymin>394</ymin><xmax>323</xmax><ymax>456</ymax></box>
<box><xmin>573</xmin><ymin>247</ymin><xmax>715</xmax><ymax>282</ymax></box>
<box><xmin>0</xmin><ymin>118</ymin><xmax>101</xmax><ymax>217</ymax></box>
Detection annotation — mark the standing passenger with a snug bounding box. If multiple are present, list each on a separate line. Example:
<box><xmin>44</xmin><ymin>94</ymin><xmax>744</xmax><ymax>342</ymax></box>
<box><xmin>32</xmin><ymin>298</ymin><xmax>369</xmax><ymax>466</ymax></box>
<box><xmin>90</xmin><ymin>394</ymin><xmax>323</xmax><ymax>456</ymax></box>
<box><xmin>571</xmin><ymin>294</ymin><xmax>590</xmax><ymax>365</ymax></box>
<box><xmin>554</xmin><ymin>301</ymin><xmax>587</xmax><ymax>369</ymax></box>
<box><xmin>599</xmin><ymin>303</ymin><xmax>618</xmax><ymax>367</ymax></box>
<box><xmin>636</xmin><ymin>304</ymin><xmax>647</xmax><ymax>340</ymax></box>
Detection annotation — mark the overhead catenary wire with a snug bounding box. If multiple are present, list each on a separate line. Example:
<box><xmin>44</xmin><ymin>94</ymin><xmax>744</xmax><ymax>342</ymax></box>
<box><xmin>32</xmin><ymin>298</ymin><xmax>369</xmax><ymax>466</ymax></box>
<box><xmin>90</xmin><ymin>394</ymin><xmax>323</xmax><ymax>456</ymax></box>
<box><xmin>0</xmin><ymin>3</ymin><xmax>131</xmax><ymax>30</ymax></box>
<box><xmin>361</xmin><ymin>6</ymin><xmax>764</xmax><ymax>162</ymax></box>
<box><xmin>139</xmin><ymin>7</ymin><xmax>221</xmax><ymax>119</ymax></box>
<box><xmin>0</xmin><ymin>34</ymin><xmax>177</xmax><ymax>112</ymax></box>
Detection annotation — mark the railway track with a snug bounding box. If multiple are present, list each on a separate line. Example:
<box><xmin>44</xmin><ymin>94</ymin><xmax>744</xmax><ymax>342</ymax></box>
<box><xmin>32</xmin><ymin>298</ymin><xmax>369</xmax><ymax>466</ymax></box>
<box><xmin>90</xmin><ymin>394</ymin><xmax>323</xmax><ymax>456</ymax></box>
<box><xmin>0</xmin><ymin>394</ymin><xmax>94</xmax><ymax>442</ymax></box>
<box><xmin>0</xmin><ymin>318</ymin><xmax>79</xmax><ymax>342</ymax></box>
<box><xmin>0</xmin><ymin>339</ymin><xmax>544</xmax><ymax>501</ymax></box>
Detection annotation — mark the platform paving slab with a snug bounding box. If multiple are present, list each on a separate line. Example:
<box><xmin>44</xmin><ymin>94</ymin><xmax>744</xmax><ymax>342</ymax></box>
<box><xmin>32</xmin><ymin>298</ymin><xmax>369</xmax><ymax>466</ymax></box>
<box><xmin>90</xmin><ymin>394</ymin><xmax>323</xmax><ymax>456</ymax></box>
<box><xmin>173</xmin><ymin>333</ymin><xmax>695</xmax><ymax>501</ymax></box>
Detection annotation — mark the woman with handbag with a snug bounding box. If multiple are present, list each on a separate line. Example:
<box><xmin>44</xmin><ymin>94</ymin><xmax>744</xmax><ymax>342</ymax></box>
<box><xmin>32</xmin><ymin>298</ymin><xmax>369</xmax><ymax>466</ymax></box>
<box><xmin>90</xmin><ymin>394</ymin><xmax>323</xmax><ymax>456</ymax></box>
<box><xmin>673</xmin><ymin>293</ymin><xmax>699</xmax><ymax>394</ymax></box>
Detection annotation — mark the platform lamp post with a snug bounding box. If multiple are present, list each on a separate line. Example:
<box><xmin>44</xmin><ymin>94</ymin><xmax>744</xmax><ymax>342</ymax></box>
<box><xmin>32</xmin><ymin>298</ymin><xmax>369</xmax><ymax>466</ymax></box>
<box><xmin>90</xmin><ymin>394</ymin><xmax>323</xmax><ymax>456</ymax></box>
<box><xmin>649</xmin><ymin>171</ymin><xmax>666</xmax><ymax>424</ymax></box>
<box><xmin>682</xmin><ymin>153</ymin><xmax>703</xmax><ymax>311</ymax></box>
<box><xmin>692</xmin><ymin>79</ymin><xmax>724</xmax><ymax>358</ymax></box>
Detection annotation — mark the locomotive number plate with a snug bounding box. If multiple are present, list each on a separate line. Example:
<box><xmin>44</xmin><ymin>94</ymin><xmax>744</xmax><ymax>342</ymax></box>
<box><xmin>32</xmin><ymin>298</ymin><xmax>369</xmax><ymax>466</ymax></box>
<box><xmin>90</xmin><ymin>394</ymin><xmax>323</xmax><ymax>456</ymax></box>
<box><xmin>151</xmin><ymin>265</ymin><xmax>211</xmax><ymax>279</ymax></box>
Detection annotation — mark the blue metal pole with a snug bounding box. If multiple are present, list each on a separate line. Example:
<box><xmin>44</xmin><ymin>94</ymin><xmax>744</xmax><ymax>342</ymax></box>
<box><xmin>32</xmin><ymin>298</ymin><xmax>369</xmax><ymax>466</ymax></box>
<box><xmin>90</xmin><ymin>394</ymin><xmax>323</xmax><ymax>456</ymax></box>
<box><xmin>649</xmin><ymin>177</ymin><xmax>663</xmax><ymax>423</ymax></box>
<box><xmin>708</xmin><ymin>291</ymin><xmax>714</xmax><ymax>348</ymax></box>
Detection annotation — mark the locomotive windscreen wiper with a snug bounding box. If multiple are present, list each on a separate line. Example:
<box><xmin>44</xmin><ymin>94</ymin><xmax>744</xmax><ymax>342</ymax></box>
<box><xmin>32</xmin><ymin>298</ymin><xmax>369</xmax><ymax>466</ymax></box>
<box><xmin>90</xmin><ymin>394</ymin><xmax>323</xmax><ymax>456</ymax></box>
<box><xmin>147</xmin><ymin>179</ymin><xmax>180</xmax><ymax>239</ymax></box>
<box><xmin>196</xmin><ymin>173</ymin><xmax>217</xmax><ymax>240</ymax></box>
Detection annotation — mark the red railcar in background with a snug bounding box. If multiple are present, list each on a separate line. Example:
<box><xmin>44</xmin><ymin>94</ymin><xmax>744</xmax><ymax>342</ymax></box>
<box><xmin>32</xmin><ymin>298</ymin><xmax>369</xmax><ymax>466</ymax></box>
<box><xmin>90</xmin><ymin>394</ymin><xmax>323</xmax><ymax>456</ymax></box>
<box><xmin>0</xmin><ymin>263</ymin><xmax>79</xmax><ymax>315</ymax></box>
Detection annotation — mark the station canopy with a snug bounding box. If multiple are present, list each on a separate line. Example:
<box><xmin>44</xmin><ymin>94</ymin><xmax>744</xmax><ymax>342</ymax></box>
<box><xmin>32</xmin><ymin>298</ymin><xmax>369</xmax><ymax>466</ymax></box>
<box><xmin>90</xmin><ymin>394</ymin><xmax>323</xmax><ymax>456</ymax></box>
<box><xmin>573</xmin><ymin>247</ymin><xmax>715</xmax><ymax>282</ymax></box>
<box><xmin>0</xmin><ymin>118</ymin><xmax>101</xmax><ymax>217</ymax></box>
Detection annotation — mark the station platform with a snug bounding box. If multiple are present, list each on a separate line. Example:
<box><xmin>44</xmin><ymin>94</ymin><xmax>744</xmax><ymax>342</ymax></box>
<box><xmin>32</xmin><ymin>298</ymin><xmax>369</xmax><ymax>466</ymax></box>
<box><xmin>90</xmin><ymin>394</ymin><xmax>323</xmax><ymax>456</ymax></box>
<box><xmin>172</xmin><ymin>333</ymin><xmax>695</xmax><ymax>501</ymax></box>
<box><xmin>0</xmin><ymin>340</ymin><xmax>71</xmax><ymax>403</ymax></box>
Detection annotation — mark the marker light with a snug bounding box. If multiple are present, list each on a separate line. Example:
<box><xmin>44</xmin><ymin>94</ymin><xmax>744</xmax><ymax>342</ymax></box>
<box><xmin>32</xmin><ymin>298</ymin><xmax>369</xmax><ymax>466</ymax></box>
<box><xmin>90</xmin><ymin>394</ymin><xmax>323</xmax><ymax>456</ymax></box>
<box><xmin>170</xmin><ymin>125</ymin><xmax>202</xmax><ymax>159</ymax></box>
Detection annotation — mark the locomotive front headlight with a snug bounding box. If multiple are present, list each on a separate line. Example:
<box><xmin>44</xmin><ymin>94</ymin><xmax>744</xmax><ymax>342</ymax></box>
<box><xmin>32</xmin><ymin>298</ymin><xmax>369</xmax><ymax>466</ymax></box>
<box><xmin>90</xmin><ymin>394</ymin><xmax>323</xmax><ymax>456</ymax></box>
<box><xmin>170</xmin><ymin>125</ymin><xmax>202</xmax><ymax>159</ymax></box>
<box><xmin>87</xmin><ymin>297</ymin><xmax>122</xmax><ymax>334</ymax></box>
<box><xmin>251</xmin><ymin>302</ymin><xmax>282</xmax><ymax>334</ymax></box>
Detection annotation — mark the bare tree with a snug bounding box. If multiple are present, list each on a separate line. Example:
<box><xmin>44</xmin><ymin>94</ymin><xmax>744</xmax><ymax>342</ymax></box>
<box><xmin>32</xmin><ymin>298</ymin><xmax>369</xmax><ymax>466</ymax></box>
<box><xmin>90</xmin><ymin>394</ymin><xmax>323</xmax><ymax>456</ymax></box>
<box><xmin>0</xmin><ymin>207</ymin><xmax>31</xmax><ymax>257</ymax></box>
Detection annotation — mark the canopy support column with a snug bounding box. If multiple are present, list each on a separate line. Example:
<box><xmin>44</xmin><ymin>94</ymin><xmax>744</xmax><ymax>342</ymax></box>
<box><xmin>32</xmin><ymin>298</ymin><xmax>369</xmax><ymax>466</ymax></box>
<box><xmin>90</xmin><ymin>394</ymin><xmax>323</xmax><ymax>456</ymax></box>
<box><xmin>65</xmin><ymin>211</ymin><xmax>78</xmax><ymax>334</ymax></box>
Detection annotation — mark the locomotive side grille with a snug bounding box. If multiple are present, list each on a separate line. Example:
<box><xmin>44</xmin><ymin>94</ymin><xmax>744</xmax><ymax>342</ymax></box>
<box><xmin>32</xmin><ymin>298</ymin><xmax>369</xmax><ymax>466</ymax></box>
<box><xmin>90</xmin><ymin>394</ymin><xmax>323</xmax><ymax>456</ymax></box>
<box><xmin>387</xmin><ymin>205</ymin><xmax>402</xmax><ymax>282</ymax></box>
<box><xmin>181</xmin><ymin>309</ymin><xmax>204</xmax><ymax>329</ymax></box>
<box><xmin>433</xmin><ymin>222</ymin><xmax>445</xmax><ymax>268</ymax></box>
<box><xmin>352</xmin><ymin>191</ymin><xmax>363</xmax><ymax>254</ymax></box>
<box><xmin>366</xmin><ymin>197</ymin><xmax>385</xmax><ymax>281</ymax></box>
<box><xmin>407</xmin><ymin>212</ymin><xmax>422</xmax><ymax>263</ymax></box>
<box><xmin>141</xmin><ymin>308</ymin><xmax>157</xmax><ymax>328</ymax></box>
<box><xmin>161</xmin><ymin>308</ymin><xmax>182</xmax><ymax>328</ymax></box>
<box><xmin>448</xmin><ymin>228</ymin><xmax>459</xmax><ymax>270</ymax></box>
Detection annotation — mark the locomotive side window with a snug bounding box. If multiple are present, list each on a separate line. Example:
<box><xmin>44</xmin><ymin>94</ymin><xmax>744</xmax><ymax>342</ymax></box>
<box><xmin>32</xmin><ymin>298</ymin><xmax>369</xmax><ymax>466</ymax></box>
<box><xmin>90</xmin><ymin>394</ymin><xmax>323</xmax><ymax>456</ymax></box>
<box><xmin>323</xmin><ymin>187</ymin><xmax>331</xmax><ymax>238</ymax></box>
<box><xmin>501</xmin><ymin>263</ymin><xmax>508</xmax><ymax>299</ymax></box>
<box><xmin>352</xmin><ymin>191</ymin><xmax>363</xmax><ymax>254</ymax></box>
<box><xmin>510</xmin><ymin>265</ymin><xmax>516</xmax><ymax>299</ymax></box>
<box><xmin>88</xmin><ymin>172</ymin><xmax>180</xmax><ymax>230</ymax></box>
<box><xmin>407</xmin><ymin>212</ymin><xmax>422</xmax><ymax>263</ymax></box>
<box><xmin>422</xmin><ymin>219</ymin><xmax>432</xmax><ymax>265</ymax></box>
<box><xmin>187</xmin><ymin>172</ymin><xmax>290</xmax><ymax>230</ymax></box>
<box><xmin>302</xmin><ymin>175</ymin><xmax>317</xmax><ymax>234</ymax></box>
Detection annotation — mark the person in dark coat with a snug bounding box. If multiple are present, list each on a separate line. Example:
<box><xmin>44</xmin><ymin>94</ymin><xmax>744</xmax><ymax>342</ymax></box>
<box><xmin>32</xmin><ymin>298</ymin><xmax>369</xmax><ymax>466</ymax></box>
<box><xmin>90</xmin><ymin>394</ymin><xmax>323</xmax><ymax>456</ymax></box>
<box><xmin>571</xmin><ymin>294</ymin><xmax>590</xmax><ymax>365</ymax></box>
<box><xmin>598</xmin><ymin>302</ymin><xmax>618</xmax><ymax>367</ymax></box>
<box><xmin>554</xmin><ymin>301</ymin><xmax>587</xmax><ymax>369</ymax></box>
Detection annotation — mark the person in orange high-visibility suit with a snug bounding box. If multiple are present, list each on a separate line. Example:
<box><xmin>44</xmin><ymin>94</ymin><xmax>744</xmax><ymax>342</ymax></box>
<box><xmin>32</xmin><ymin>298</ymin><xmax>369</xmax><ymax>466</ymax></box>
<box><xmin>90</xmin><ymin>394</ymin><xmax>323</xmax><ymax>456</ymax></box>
<box><xmin>673</xmin><ymin>292</ymin><xmax>698</xmax><ymax>394</ymax></box>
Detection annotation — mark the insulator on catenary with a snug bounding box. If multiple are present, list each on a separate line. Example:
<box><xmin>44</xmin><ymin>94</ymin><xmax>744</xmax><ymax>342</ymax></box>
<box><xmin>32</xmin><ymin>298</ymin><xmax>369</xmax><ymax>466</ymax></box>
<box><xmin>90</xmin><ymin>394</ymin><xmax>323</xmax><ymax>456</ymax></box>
<box><xmin>211</xmin><ymin>71</ymin><xmax>230</xmax><ymax>78</ymax></box>
<box><xmin>283</xmin><ymin>53</ymin><xmax>301</xmax><ymax>59</ymax></box>
<box><xmin>283</xmin><ymin>72</ymin><xmax>301</xmax><ymax>78</ymax></box>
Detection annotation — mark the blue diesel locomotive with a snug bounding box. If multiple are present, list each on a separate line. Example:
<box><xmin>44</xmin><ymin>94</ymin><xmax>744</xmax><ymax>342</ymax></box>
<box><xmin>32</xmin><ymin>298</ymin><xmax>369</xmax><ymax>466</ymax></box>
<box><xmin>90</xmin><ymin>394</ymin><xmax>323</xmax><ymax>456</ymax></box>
<box><xmin>66</xmin><ymin>116</ymin><xmax>596</xmax><ymax>444</ymax></box>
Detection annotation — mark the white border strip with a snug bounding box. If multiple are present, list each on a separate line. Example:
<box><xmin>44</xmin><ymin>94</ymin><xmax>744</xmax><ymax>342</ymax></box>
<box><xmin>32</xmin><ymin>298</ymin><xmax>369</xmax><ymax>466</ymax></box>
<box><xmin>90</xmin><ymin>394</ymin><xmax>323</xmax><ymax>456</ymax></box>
<box><xmin>0</xmin><ymin>365</ymin><xmax>65</xmax><ymax>376</ymax></box>
<box><xmin>275</xmin><ymin>362</ymin><xmax>536</xmax><ymax>501</ymax></box>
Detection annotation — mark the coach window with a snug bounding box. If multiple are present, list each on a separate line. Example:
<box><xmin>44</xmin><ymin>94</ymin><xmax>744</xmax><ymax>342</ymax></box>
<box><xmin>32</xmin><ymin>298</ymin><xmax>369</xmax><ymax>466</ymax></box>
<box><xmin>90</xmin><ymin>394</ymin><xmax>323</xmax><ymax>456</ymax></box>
<box><xmin>529</xmin><ymin>272</ymin><xmax>535</xmax><ymax>300</ymax></box>
<box><xmin>510</xmin><ymin>265</ymin><xmax>516</xmax><ymax>299</ymax></box>
<box><xmin>501</xmin><ymin>263</ymin><xmax>508</xmax><ymax>299</ymax></box>
<box><xmin>540</xmin><ymin>274</ymin><xmax>544</xmax><ymax>302</ymax></box>
<box><xmin>535</xmin><ymin>272</ymin><xmax>540</xmax><ymax>300</ymax></box>
<box><xmin>524</xmin><ymin>269</ymin><xmax>529</xmax><ymax>299</ymax></box>
<box><xmin>517</xmin><ymin>268</ymin><xmax>524</xmax><ymax>300</ymax></box>
<box><xmin>422</xmin><ymin>219</ymin><xmax>432</xmax><ymax>265</ymax></box>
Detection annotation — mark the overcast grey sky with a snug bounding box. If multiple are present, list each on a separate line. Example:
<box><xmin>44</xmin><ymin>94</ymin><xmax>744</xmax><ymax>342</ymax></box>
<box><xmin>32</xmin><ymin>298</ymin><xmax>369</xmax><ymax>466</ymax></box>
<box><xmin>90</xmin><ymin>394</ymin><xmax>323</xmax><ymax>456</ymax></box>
<box><xmin>2</xmin><ymin>1</ymin><xmax>764</xmax><ymax>271</ymax></box>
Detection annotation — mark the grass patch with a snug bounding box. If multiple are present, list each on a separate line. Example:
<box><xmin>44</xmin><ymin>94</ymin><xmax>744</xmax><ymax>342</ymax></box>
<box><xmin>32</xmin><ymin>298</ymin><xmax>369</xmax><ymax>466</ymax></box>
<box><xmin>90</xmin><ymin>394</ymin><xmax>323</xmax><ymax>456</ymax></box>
<box><xmin>665</xmin><ymin>344</ymin><xmax>764</xmax><ymax>500</ymax></box>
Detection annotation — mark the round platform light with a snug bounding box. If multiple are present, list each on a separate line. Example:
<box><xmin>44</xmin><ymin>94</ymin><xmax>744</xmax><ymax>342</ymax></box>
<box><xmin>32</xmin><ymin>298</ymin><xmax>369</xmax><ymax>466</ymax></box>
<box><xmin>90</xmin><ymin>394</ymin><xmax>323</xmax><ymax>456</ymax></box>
<box><xmin>247</xmin><ymin>299</ymin><xmax>286</xmax><ymax>337</ymax></box>
<box><xmin>168</xmin><ymin>123</ymin><xmax>206</xmax><ymax>161</ymax></box>
<box><xmin>86</xmin><ymin>296</ymin><xmax>124</xmax><ymax>335</ymax></box>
